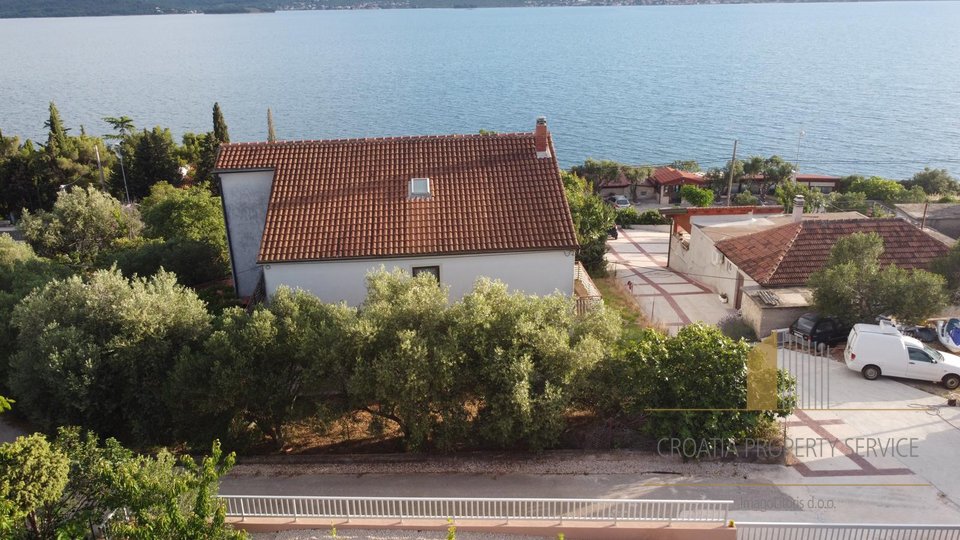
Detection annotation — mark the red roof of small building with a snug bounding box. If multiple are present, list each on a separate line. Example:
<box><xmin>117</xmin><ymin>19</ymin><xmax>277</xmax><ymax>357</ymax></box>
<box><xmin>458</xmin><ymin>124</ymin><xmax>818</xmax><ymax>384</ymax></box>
<box><xmin>599</xmin><ymin>171</ymin><xmax>631</xmax><ymax>188</ymax></box>
<box><xmin>651</xmin><ymin>167</ymin><xmax>706</xmax><ymax>187</ymax></box>
<box><xmin>215</xmin><ymin>131</ymin><xmax>579</xmax><ymax>263</ymax></box>
<box><xmin>715</xmin><ymin>218</ymin><xmax>948</xmax><ymax>287</ymax></box>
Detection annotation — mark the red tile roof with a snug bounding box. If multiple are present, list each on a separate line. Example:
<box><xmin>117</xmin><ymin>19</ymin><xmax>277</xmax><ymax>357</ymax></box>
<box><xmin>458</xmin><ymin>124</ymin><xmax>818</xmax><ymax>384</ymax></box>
<box><xmin>715</xmin><ymin>218</ymin><xmax>948</xmax><ymax>287</ymax></box>
<box><xmin>599</xmin><ymin>171</ymin><xmax>631</xmax><ymax>188</ymax></box>
<box><xmin>215</xmin><ymin>132</ymin><xmax>579</xmax><ymax>263</ymax></box>
<box><xmin>651</xmin><ymin>167</ymin><xmax>706</xmax><ymax>187</ymax></box>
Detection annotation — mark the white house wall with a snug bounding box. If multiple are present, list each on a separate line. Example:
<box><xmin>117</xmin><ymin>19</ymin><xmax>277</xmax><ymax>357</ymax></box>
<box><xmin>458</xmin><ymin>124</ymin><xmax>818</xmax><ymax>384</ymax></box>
<box><xmin>668</xmin><ymin>225</ymin><xmax>750</xmax><ymax>301</ymax></box>
<box><xmin>262</xmin><ymin>250</ymin><xmax>575</xmax><ymax>306</ymax></box>
<box><xmin>220</xmin><ymin>170</ymin><xmax>273</xmax><ymax>297</ymax></box>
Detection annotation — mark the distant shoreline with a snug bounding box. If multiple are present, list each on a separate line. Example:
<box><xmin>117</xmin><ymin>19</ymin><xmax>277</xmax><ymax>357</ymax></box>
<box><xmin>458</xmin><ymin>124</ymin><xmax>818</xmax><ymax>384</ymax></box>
<box><xmin>0</xmin><ymin>0</ymin><xmax>942</xmax><ymax>21</ymax></box>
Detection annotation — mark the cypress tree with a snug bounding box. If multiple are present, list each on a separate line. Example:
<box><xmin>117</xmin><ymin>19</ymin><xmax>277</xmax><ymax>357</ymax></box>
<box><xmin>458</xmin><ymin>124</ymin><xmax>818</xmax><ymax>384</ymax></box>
<box><xmin>212</xmin><ymin>102</ymin><xmax>230</xmax><ymax>144</ymax></box>
<box><xmin>44</xmin><ymin>102</ymin><xmax>68</xmax><ymax>157</ymax></box>
<box><xmin>267</xmin><ymin>108</ymin><xmax>276</xmax><ymax>143</ymax></box>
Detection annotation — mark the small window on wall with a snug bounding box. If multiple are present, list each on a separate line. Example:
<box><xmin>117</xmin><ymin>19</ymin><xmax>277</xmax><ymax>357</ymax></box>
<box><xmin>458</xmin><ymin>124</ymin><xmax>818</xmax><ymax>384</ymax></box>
<box><xmin>412</xmin><ymin>265</ymin><xmax>440</xmax><ymax>282</ymax></box>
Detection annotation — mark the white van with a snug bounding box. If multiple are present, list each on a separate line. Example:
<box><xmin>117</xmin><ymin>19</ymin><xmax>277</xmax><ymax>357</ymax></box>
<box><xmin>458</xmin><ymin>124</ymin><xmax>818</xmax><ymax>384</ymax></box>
<box><xmin>844</xmin><ymin>322</ymin><xmax>960</xmax><ymax>390</ymax></box>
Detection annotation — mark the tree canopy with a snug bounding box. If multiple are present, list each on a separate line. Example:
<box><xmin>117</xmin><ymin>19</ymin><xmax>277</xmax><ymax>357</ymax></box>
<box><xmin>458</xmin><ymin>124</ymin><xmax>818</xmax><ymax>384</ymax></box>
<box><xmin>20</xmin><ymin>187</ymin><xmax>142</xmax><ymax>266</ymax></box>
<box><xmin>809</xmin><ymin>232</ymin><xmax>947</xmax><ymax>325</ymax></box>
<box><xmin>9</xmin><ymin>269</ymin><xmax>211</xmax><ymax>444</ymax></box>
<box><xmin>0</xmin><ymin>428</ymin><xmax>244</xmax><ymax>539</ymax></box>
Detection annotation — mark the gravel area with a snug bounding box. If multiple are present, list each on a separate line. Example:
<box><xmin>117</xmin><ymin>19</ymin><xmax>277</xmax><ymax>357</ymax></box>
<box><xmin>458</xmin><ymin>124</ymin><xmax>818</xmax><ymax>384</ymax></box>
<box><xmin>252</xmin><ymin>529</ymin><xmax>547</xmax><ymax>540</ymax></box>
<box><xmin>229</xmin><ymin>448</ymin><xmax>774</xmax><ymax>479</ymax></box>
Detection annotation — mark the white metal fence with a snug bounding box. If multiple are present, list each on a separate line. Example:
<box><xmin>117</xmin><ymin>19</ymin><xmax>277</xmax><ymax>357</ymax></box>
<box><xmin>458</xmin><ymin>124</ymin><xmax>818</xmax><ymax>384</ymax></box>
<box><xmin>220</xmin><ymin>495</ymin><xmax>732</xmax><ymax>524</ymax></box>
<box><xmin>738</xmin><ymin>522</ymin><xmax>960</xmax><ymax>539</ymax></box>
<box><xmin>775</xmin><ymin>328</ymin><xmax>834</xmax><ymax>410</ymax></box>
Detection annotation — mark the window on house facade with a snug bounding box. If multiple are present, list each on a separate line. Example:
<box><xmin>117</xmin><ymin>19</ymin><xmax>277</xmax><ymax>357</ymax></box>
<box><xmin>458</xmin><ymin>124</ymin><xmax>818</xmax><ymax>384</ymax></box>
<box><xmin>412</xmin><ymin>265</ymin><xmax>440</xmax><ymax>282</ymax></box>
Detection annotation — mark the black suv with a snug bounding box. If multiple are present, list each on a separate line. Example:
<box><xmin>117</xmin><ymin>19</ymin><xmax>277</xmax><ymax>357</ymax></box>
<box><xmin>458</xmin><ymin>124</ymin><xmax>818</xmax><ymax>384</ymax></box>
<box><xmin>789</xmin><ymin>313</ymin><xmax>850</xmax><ymax>347</ymax></box>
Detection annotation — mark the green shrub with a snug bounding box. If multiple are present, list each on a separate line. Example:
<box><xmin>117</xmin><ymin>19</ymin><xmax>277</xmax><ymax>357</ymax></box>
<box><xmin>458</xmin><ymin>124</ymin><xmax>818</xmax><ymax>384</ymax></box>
<box><xmin>718</xmin><ymin>314</ymin><xmax>757</xmax><ymax>342</ymax></box>
<box><xmin>103</xmin><ymin>237</ymin><xmax>229</xmax><ymax>286</ymax></box>
<box><xmin>615</xmin><ymin>207</ymin><xmax>642</xmax><ymax>226</ymax></box>
<box><xmin>600</xmin><ymin>325</ymin><xmax>794</xmax><ymax>453</ymax></box>
<box><xmin>679</xmin><ymin>185</ymin><xmax>715</xmax><ymax>207</ymax></box>
<box><xmin>637</xmin><ymin>210</ymin><xmax>670</xmax><ymax>225</ymax></box>
<box><xmin>732</xmin><ymin>191</ymin><xmax>758</xmax><ymax>206</ymax></box>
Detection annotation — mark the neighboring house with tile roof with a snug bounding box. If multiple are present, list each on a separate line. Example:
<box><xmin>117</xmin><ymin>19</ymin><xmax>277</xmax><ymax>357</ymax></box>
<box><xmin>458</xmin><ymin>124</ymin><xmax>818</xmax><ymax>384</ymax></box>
<box><xmin>894</xmin><ymin>202</ymin><xmax>960</xmax><ymax>239</ymax></box>
<box><xmin>214</xmin><ymin>118</ymin><xmax>581</xmax><ymax>306</ymax></box>
<box><xmin>596</xmin><ymin>171</ymin><xmax>658</xmax><ymax>201</ymax></box>
<box><xmin>666</xmin><ymin>199</ymin><xmax>949</xmax><ymax>336</ymax></box>
<box><xmin>650</xmin><ymin>167</ymin><xmax>707</xmax><ymax>204</ymax></box>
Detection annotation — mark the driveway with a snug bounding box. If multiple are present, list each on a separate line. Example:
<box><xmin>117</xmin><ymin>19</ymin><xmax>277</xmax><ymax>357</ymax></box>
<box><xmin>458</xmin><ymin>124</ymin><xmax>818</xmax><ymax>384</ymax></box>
<box><xmin>605</xmin><ymin>226</ymin><xmax>735</xmax><ymax>333</ymax></box>
<box><xmin>774</xmin><ymin>348</ymin><xmax>960</xmax><ymax>522</ymax></box>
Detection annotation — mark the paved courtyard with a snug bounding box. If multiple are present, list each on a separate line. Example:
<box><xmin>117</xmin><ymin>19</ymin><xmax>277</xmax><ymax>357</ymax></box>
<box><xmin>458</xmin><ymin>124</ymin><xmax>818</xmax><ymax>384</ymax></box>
<box><xmin>606</xmin><ymin>226</ymin><xmax>735</xmax><ymax>333</ymax></box>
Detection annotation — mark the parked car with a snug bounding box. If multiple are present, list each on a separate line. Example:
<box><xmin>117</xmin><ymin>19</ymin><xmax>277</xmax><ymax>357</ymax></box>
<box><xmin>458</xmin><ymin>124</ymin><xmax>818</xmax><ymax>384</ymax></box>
<box><xmin>607</xmin><ymin>195</ymin><xmax>631</xmax><ymax>209</ymax></box>
<box><xmin>789</xmin><ymin>313</ymin><xmax>851</xmax><ymax>347</ymax></box>
<box><xmin>844</xmin><ymin>322</ymin><xmax>960</xmax><ymax>390</ymax></box>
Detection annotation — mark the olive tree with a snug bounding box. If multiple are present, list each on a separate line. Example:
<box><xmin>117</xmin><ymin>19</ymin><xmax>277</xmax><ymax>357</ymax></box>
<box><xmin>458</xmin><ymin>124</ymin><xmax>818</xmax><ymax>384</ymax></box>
<box><xmin>8</xmin><ymin>269</ymin><xmax>211</xmax><ymax>444</ymax></box>
<box><xmin>809</xmin><ymin>232</ymin><xmax>947</xmax><ymax>325</ymax></box>
<box><xmin>349</xmin><ymin>269</ymin><xmax>464</xmax><ymax>450</ymax></box>
<box><xmin>451</xmin><ymin>279</ymin><xmax>619</xmax><ymax>451</ymax></box>
<box><xmin>20</xmin><ymin>187</ymin><xmax>141</xmax><ymax>266</ymax></box>
<box><xmin>175</xmin><ymin>288</ymin><xmax>357</xmax><ymax>448</ymax></box>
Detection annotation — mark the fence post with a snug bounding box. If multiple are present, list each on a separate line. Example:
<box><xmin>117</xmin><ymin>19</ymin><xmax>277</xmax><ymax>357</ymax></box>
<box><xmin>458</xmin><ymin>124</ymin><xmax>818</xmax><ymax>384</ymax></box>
<box><xmin>239</xmin><ymin>498</ymin><xmax>245</xmax><ymax>522</ymax></box>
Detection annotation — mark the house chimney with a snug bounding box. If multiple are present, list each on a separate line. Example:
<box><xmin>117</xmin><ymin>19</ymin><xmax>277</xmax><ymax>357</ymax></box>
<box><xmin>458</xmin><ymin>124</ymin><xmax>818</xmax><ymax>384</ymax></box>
<box><xmin>793</xmin><ymin>195</ymin><xmax>805</xmax><ymax>222</ymax></box>
<box><xmin>534</xmin><ymin>117</ymin><xmax>551</xmax><ymax>159</ymax></box>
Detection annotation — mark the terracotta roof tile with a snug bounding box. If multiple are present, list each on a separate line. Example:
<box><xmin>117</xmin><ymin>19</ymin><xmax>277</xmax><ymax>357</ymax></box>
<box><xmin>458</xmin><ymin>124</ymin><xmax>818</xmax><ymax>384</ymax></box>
<box><xmin>715</xmin><ymin>218</ymin><xmax>949</xmax><ymax>287</ymax></box>
<box><xmin>215</xmin><ymin>132</ymin><xmax>579</xmax><ymax>263</ymax></box>
<box><xmin>651</xmin><ymin>167</ymin><xmax>706</xmax><ymax>187</ymax></box>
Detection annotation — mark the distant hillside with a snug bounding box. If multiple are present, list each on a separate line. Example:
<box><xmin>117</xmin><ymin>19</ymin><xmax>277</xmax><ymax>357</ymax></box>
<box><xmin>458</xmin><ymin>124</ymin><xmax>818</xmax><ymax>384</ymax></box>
<box><xmin>0</xmin><ymin>0</ymin><xmax>277</xmax><ymax>18</ymax></box>
<box><xmin>0</xmin><ymin>0</ymin><xmax>905</xmax><ymax>18</ymax></box>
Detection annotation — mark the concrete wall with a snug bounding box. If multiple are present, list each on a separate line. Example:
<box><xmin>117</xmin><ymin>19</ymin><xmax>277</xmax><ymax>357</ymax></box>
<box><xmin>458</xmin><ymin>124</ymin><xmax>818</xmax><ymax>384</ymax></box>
<box><xmin>928</xmin><ymin>217</ymin><xmax>960</xmax><ymax>239</ymax></box>
<box><xmin>220</xmin><ymin>170</ymin><xmax>274</xmax><ymax>298</ymax></box>
<box><xmin>668</xmin><ymin>225</ymin><xmax>746</xmax><ymax>300</ymax></box>
<box><xmin>742</xmin><ymin>293</ymin><xmax>810</xmax><ymax>338</ymax></box>
<box><xmin>263</xmin><ymin>250</ymin><xmax>575</xmax><ymax>306</ymax></box>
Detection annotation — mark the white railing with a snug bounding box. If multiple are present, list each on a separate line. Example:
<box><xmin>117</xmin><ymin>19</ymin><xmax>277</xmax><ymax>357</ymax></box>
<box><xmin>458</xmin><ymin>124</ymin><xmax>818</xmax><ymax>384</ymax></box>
<box><xmin>220</xmin><ymin>496</ymin><xmax>732</xmax><ymax>524</ymax></box>
<box><xmin>737</xmin><ymin>522</ymin><xmax>960</xmax><ymax>539</ymax></box>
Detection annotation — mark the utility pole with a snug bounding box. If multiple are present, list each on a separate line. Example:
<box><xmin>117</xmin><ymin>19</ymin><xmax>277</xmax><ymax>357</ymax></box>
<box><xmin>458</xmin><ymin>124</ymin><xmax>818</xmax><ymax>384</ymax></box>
<box><xmin>921</xmin><ymin>201</ymin><xmax>929</xmax><ymax>230</ymax></box>
<box><xmin>94</xmin><ymin>145</ymin><xmax>106</xmax><ymax>191</ymax></box>
<box><xmin>795</xmin><ymin>128</ymin><xmax>805</xmax><ymax>179</ymax></box>
<box><xmin>726</xmin><ymin>139</ymin><xmax>739</xmax><ymax>206</ymax></box>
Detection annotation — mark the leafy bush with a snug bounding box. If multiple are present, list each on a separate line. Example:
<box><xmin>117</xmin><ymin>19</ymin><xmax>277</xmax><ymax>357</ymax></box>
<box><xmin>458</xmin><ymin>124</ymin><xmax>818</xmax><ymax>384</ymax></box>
<box><xmin>9</xmin><ymin>269</ymin><xmax>211</xmax><ymax>444</ymax></box>
<box><xmin>20</xmin><ymin>187</ymin><xmax>142</xmax><ymax>266</ymax></box>
<box><xmin>637</xmin><ymin>210</ymin><xmax>670</xmax><ymax>225</ymax></box>
<box><xmin>584</xmin><ymin>325</ymin><xmax>794</xmax><ymax>451</ymax></box>
<box><xmin>907</xmin><ymin>167</ymin><xmax>958</xmax><ymax>195</ymax></box>
<box><xmin>103</xmin><ymin>237</ymin><xmax>229</xmax><ymax>286</ymax></box>
<box><xmin>679</xmin><ymin>185</ymin><xmax>714</xmax><ymax>207</ymax></box>
<box><xmin>0</xmin><ymin>235</ymin><xmax>70</xmax><ymax>392</ymax></box>
<box><xmin>776</xmin><ymin>182</ymin><xmax>824</xmax><ymax>212</ymax></box>
<box><xmin>810</xmin><ymin>232</ymin><xmax>947</xmax><ymax>325</ymax></box>
<box><xmin>615</xmin><ymin>207</ymin><xmax>642</xmax><ymax>226</ymax></box>
<box><xmin>563</xmin><ymin>172</ymin><xmax>614</xmax><ymax>275</ymax></box>
<box><xmin>732</xmin><ymin>191</ymin><xmax>758</xmax><ymax>206</ymax></box>
<box><xmin>718</xmin><ymin>314</ymin><xmax>758</xmax><ymax>342</ymax></box>
<box><xmin>0</xmin><ymin>429</ymin><xmax>243</xmax><ymax>539</ymax></box>
<box><xmin>826</xmin><ymin>191</ymin><xmax>869</xmax><ymax>213</ymax></box>
<box><xmin>939</xmin><ymin>195</ymin><xmax>958</xmax><ymax>203</ymax></box>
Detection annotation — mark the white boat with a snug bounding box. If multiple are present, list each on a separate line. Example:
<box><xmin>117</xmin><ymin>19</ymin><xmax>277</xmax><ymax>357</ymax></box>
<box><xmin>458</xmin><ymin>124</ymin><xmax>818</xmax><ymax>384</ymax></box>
<box><xmin>936</xmin><ymin>318</ymin><xmax>960</xmax><ymax>353</ymax></box>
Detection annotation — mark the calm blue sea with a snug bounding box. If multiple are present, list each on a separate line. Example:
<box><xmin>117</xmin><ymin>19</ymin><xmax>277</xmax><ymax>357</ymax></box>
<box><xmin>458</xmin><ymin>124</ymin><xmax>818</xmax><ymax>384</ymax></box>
<box><xmin>1</xmin><ymin>2</ymin><xmax>959</xmax><ymax>178</ymax></box>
